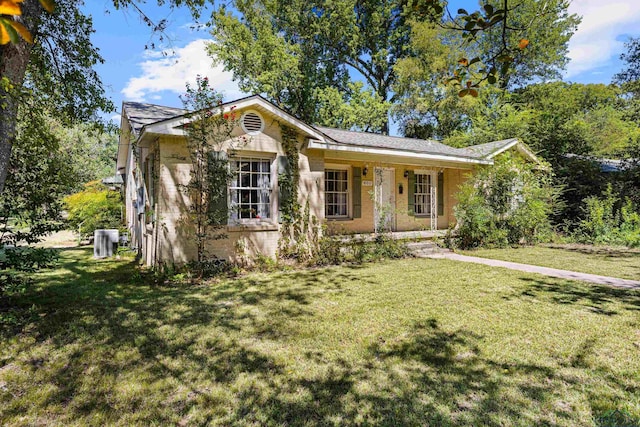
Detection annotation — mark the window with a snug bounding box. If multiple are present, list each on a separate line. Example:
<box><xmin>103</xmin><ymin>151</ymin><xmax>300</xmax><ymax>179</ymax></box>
<box><xmin>414</xmin><ymin>173</ymin><xmax>433</xmax><ymax>216</ymax></box>
<box><xmin>230</xmin><ymin>157</ymin><xmax>271</xmax><ymax>220</ymax></box>
<box><xmin>325</xmin><ymin>169</ymin><xmax>349</xmax><ymax>218</ymax></box>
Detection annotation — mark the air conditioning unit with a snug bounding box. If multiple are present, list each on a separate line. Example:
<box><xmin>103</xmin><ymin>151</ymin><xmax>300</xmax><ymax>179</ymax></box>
<box><xmin>94</xmin><ymin>229</ymin><xmax>119</xmax><ymax>258</ymax></box>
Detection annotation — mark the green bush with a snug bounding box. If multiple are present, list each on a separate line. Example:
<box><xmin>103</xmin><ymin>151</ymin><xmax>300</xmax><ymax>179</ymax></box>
<box><xmin>452</xmin><ymin>153</ymin><xmax>556</xmax><ymax>249</ymax></box>
<box><xmin>311</xmin><ymin>234</ymin><xmax>409</xmax><ymax>266</ymax></box>
<box><xmin>64</xmin><ymin>180</ymin><xmax>123</xmax><ymax>237</ymax></box>
<box><xmin>576</xmin><ymin>185</ymin><xmax>640</xmax><ymax>247</ymax></box>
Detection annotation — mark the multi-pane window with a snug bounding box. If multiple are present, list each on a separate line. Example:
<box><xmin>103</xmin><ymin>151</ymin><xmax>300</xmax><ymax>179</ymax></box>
<box><xmin>325</xmin><ymin>169</ymin><xmax>349</xmax><ymax>218</ymax></box>
<box><xmin>414</xmin><ymin>173</ymin><xmax>433</xmax><ymax>216</ymax></box>
<box><xmin>230</xmin><ymin>157</ymin><xmax>271</xmax><ymax>220</ymax></box>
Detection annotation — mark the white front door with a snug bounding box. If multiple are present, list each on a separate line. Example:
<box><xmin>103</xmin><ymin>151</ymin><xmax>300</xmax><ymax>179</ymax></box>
<box><xmin>374</xmin><ymin>167</ymin><xmax>395</xmax><ymax>233</ymax></box>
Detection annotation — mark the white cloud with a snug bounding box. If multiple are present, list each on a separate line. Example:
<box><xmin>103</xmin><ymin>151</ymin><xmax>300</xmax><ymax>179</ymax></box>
<box><xmin>122</xmin><ymin>39</ymin><xmax>244</xmax><ymax>102</ymax></box>
<box><xmin>566</xmin><ymin>0</ymin><xmax>640</xmax><ymax>78</ymax></box>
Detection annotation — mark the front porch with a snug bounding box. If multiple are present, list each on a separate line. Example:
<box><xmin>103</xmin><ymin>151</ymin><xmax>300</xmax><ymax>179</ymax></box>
<box><xmin>334</xmin><ymin>229</ymin><xmax>448</xmax><ymax>243</ymax></box>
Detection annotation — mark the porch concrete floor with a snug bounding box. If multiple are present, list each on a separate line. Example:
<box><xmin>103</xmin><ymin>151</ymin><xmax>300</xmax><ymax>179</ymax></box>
<box><xmin>334</xmin><ymin>229</ymin><xmax>448</xmax><ymax>242</ymax></box>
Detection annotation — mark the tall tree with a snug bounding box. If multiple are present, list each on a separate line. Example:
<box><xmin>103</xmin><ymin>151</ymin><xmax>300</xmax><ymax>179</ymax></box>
<box><xmin>393</xmin><ymin>0</ymin><xmax>579</xmax><ymax>140</ymax></box>
<box><xmin>209</xmin><ymin>0</ymin><xmax>432</xmax><ymax>134</ymax></box>
<box><xmin>0</xmin><ymin>0</ymin><xmax>113</xmax><ymax>194</ymax></box>
<box><xmin>0</xmin><ymin>0</ymin><xmax>213</xmax><ymax>194</ymax></box>
<box><xmin>460</xmin><ymin>0</ymin><xmax>580</xmax><ymax>89</ymax></box>
<box><xmin>614</xmin><ymin>37</ymin><xmax>640</xmax><ymax>124</ymax></box>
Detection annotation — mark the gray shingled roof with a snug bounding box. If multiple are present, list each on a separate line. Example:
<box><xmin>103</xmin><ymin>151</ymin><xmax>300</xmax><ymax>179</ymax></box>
<box><xmin>458</xmin><ymin>138</ymin><xmax>518</xmax><ymax>158</ymax></box>
<box><xmin>315</xmin><ymin>126</ymin><xmax>483</xmax><ymax>159</ymax></box>
<box><xmin>121</xmin><ymin>100</ymin><xmax>523</xmax><ymax>161</ymax></box>
<box><xmin>123</xmin><ymin>101</ymin><xmax>185</xmax><ymax>136</ymax></box>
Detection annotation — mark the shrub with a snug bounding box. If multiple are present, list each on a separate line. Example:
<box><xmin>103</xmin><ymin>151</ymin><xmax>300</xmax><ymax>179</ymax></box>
<box><xmin>64</xmin><ymin>181</ymin><xmax>123</xmax><ymax>237</ymax></box>
<box><xmin>310</xmin><ymin>234</ymin><xmax>409</xmax><ymax>266</ymax></box>
<box><xmin>576</xmin><ymin>185</ymin><xmax>640</xmax><ymax>247</ymax></box>
<box><xmin>452</xmin><ymin>152</ymin><xmax>557</xmax><ymax>249</ymax></box>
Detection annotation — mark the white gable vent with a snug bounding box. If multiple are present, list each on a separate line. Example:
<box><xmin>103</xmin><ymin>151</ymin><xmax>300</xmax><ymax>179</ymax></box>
<box><xmin>241</xmin><ymin>110</ymin><xmax>264</xmax><ymax>134</ymax></box>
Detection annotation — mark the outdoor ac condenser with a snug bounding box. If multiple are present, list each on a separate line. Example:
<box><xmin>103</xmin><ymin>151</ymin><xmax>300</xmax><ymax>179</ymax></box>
<box><xmin>94</xmin><ymin>229</ymin><xmax>119</xmax><ymax>258</ymax></box>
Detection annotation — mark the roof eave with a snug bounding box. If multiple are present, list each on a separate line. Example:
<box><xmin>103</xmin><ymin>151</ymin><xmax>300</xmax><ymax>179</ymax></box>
<box><xmin>308</xmin><ymin>139</ymin><xmax>492</xmax><ymax>165</ymax></box>
<box><xmin>485</xmin><ymin>139</ymin><xmax>545</xmax><ymax>168</ymax></box>
<box><xmin>140</xmin><ymin>95</ymin><xmax>327</xmax><ymax>141</ymax></box>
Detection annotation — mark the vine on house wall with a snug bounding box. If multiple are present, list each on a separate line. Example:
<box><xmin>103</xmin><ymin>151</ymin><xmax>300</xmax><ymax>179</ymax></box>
<box><xmin>278</xmin><ymin>124</ymin><xmax>320</xmax><ymax>260</ymax></box>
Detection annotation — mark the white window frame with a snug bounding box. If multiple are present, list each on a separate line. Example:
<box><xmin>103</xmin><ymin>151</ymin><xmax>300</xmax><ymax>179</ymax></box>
<box><xmin>324</xmin><ymin>164</ymin><xmax>350</xmax><ymax>219</ymax></box>
<box><xmin>413</xmin><ymin>170</ymin><xmax>437</xmax><ymax>222</ymax></box>
<box><xmin>229</xmin><ymin>155</ymin><xmax>275</xmax><ymax>224</ymax></box>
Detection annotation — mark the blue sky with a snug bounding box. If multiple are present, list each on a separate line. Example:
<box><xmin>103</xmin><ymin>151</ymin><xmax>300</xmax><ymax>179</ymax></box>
<box><xmin>83</xmin><ymin>0</ymin><xmax>640</xmax><ymax>126</ymax></box>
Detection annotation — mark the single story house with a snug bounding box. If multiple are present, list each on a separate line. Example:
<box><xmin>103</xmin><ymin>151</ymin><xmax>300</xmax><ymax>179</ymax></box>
<box><xmin>116</xmin><ymin>95</ymin><xmax>539</xmax><ymax>266</ymax></box>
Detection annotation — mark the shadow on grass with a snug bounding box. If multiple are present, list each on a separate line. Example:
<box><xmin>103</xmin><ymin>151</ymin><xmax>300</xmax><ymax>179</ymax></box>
<box><xmin>511</xmin><ymin>276</ymin><xmax>640</xmax><ymax>316</ymax></box>
<box><xmin>544</xmin><ymin>243</ymin><xmax>640</xmax><ymax>259</ymax></box>
<box><xmin>228</xmin><ymin>318</ymin><xmax>589</xmax><ymax>426</ymax></box>
<box><xmin>1</xmin><ymin>248</ymin><xmax>637</xmax><ymax>425</ymax></box>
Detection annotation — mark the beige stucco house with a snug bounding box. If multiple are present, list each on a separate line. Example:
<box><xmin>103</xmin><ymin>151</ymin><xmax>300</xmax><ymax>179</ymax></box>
<box><xmin>117</xmin><ymin>95</ymin><xmax>538</xmax><ymax>266</ymax></box>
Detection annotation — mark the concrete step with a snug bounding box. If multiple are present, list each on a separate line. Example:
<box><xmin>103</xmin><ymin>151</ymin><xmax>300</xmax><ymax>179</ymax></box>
<box><xmin>406</xmin><ymin>241</ymin><xmax>451</xmax><ymax>257</ymax></box>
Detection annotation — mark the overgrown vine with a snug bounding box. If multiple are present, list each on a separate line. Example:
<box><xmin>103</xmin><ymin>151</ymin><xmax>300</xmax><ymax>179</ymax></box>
<box><xmin>278</xmin><ymin>124</ymin><xmax>319</xmax><ymax>260</ymax></box>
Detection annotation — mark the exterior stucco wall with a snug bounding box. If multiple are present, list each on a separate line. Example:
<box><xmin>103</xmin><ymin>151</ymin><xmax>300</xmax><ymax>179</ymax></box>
<box><xmin>153</xmin><ymin>110</ymin><xmax>325</xmax><ymax>265</ymax></box>
<box><xmin>321</xmin><ymin>158</ymin><xmax>475</xmax><ymax>235</ymax></box>
<box><xmin>124</xmin><ymin>105</ymin><xmax>482</xmax><ymax>266</ymax></box>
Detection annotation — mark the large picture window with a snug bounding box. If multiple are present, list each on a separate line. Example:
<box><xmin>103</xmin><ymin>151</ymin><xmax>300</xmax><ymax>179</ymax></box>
<box><xmin>230</xmin><ymin>157</ymin><xmax>271</xmax><ymax>220</ymax></box>
<box><xmin>414</xmin><ymin>173</ymin><xmax>433</xmax><ymax>216</ymax></box>
<box><xmin>325</xmin><ymin>169</ymin><xmax>349</xmax><ymax>218</ymax></box>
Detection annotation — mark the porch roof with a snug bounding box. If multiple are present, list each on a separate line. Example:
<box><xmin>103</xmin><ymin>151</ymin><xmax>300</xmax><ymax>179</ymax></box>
<box><xmin>314</xmin><ymin>126</ymin><xmax>476</xmax><ymax>159</ymax></box>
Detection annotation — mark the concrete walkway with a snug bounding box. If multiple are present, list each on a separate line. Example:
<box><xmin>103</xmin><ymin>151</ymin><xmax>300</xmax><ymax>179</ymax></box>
<box><xmin>427</xmin><ymin>252</ymin><xmax>640</xmax><ymax>290</ymax></box>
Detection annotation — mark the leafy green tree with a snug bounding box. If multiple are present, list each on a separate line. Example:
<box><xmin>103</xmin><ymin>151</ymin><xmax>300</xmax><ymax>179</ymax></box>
<box><xmin>444</xmin><ymin>91</ymin><xmax>532</xmax><ymax>147</ymax></box>
<box><xmin>393</xmin><ymin>0</ymin><xmax>578</xmax><ymax>139</ymax></box>
<box><xmin>392</xmin><ymin>21</ymin><xmax>471</xmax><ymax>139</ymax></box>
<box><xmin>55</xmin><ymin>122</ymin><xmax>119</xmax><ymax>188</ymax></box>
<box><xmin>1</xmin><ymin>0</ymin><xmax>113</xmax><ymax>194</ymax></box>
<box><xmin>315</xmin><ymin>82</ymin><xmax>391</xmax><ymax>132</ymax></box>
<box><xmin>209</xmin><ymin>0</ymin><xmax>431</xmax><ymax>134</ymax></box>
<box><xmin>614</xmin><ymin>37</ymin><xmax>640</xmax><ymax>124</ymax></box>
<box><xmin>514</xmin><ymin>82</ymin><xmax>630</xmax><ymax>162</ymax></box>
<box><xmin>64</xmin><ymin>181</ymin><xmax>123</xmax><ymax>237</ymax></box>
<box><xmin>0</xmin><ymin>105</ymin><xmax>75</xmax><ymax>246</ymax></box>
<box><xmin>455</xmin><ymin>0</ymin><xmax>579</xmax><ymax>90</ymax></box>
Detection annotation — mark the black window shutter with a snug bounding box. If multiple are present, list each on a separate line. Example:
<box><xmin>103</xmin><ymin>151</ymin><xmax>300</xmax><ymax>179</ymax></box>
<box><xmin>277</xmin><ymin>156</ymin><xmax>290</xmax><ymax>223</ymax></box>
<box><xmin>437</xmin><ymin>171</ymin><xmax>444</xmax><ymax>216</ymax></box>
<box><xmin>352</xmin><ymin>167</ymin><xmax>362</xmax><ymax>219</ymax></box>
<box><xmin>407</xmin><ymin>170</ymin><xmax>415</xmax><ymax>216</ymax></box>
<box><xmin>208</xmin><ymin>151</ymin><xmax>228</xmax><ymax>225</ymax></box>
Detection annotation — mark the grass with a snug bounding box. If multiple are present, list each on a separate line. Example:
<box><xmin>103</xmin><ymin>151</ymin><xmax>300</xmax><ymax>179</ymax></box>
<box><xmin>1</xmin><ymin>247</ymin><xmax>639</xmax><ymax>426</ymax></box>
<box><xmin>459</xmin><ymin>244</ymin><xmax>640</xmax><ymax>281</ymax></box>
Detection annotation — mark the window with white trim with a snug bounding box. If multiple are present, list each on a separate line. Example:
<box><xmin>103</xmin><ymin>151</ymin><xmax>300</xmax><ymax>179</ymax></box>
<box><xmin>230</xmin><ymin>157</ymin><xmax>271</xmax><ymax>220</ymax></box>
<box><xmin>414</xmin><ymin>173</ymin><xmax>433</xmax><ymax>216</ymax></box>
<box><xmin>325</xmin><ymin>169</ymin><xmax>349</xmax><ymax>218</ymax></box>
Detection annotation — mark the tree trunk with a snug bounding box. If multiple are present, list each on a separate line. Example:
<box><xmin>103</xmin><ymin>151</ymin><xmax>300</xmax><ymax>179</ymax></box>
<box><xmin>0</xmin><ymin>0</ymin><xmax>42</xmax><ymax>194</ymax></box>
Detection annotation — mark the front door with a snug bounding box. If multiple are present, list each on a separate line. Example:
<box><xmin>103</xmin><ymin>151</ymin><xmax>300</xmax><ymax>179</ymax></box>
<box><xmin>374</xmin><ymin>167</ymin><xmax>395</xmax><ymax>233</ymax></box>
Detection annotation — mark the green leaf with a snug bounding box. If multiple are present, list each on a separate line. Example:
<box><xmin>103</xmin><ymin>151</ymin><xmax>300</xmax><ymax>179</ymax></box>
<box><xmin>0</xmin><ymin>17</ymin><xmax>19</xmax><ymax>44</ymax></box>
<box><xmin>483</xmin><ymin>4</ymin><xmax>494</xmax><ymax>16</ymax></box>
<box><xmin>457</xmin><ymin>8</ymin><xmax>468</xmax><ymax>15</ymax></box>
<box><xmin>487</xmin><ymin>74</ymin><xmax>497</xmax><ymax>84</ymax></box>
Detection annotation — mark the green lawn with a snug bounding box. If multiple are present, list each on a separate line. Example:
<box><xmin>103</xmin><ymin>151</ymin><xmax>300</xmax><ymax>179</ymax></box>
<box><xmin>460</xmin><ymin>244</ymin><xmax>640</xmax><ymax>281</ymax></box>
<box><xmin>1</xmin><ymin>247</ymin><xmax>640</xmax><ymax>426</ymax></box>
